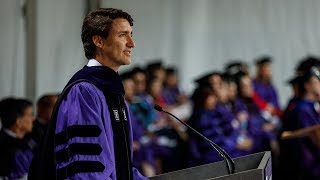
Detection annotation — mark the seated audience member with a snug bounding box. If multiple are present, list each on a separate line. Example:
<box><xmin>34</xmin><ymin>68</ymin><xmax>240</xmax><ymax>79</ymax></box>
<box><xmin>193</xmin><ymin>71</ymin><xmax>222</xmax><ymax>95</ymax></box>
<box><xmin>130</xmin><ymin>67</ymin><xmax>157</xmax><ymax>128</ymax></box>
<box><xmin>0</xmin><ymin>98</ymin><xmax>35</xmax><ymax>179</ymax></box>
<box><xmin>163</xmin><ymin>67</ymin><xmax>192</xmax><ymax>123</ymax></box>
<box><xmin>252</xmin><ymin>56</ymin><xmax>282</xmax><ymax>118</ymax></box>
<box><xmin>188</xmin><ymin>85</ymin><xmax>252</xmax><ymax>166</ymax></box>
<box><xmin>162</xmin><ymin>67</ymin><xmax>188</xmax><ymax>106</ymax></box>
<box><xmin>146</xmin><ymin>60</ymin><xmax>166</xmax><ymax>83</ymax></box>
<box><xmin>132</xmin><ymin>67</ymin><xmax>148</xmax><ymax>97</ymax></box>
<box><xmin>147</xmin><ymin>76</ymin><xmax>188</xmax><ymax>173</ymax></box>
<box><xmin>234</xmin><ymin>72</ymin><xmax>279</xmax><ymax>153</ymax></box>
<box><xmin>121</xmin><ymin>72</ymin><xmax>156</xmax><ymax>177</ymax></box>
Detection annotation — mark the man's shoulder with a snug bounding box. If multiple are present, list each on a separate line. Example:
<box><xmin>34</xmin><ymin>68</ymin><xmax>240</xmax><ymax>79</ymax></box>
<box><xmin>60</xmin><ymin>81</ymin><xmax>105</xmax><ymax>106</ymax></box>
<box><xmin>67</xmin><ymin>81</ymin><xmax>103</xmax><ymax>96</ymax></box>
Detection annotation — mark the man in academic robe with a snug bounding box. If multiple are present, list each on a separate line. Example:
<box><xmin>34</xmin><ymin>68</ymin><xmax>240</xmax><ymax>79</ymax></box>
<box><xmin>29</xmin><ymin>8</ymin><xmax>147</xmax><ymax>180</ymax></box>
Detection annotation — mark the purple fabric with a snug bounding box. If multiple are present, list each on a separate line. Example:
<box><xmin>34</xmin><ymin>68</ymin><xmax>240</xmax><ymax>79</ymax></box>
<box><xmin>131</xmin><ymin>112</ymin><xmax>145</xmax><ymax>141</ymax></box>
<box><xmin>189</xmin><ymin>107</ymin><xmax>248</xmax><ymax>165</ymax></box>
<box><xmin>130</xmin><ymin>110</ymin><xmax>155</xmax><ymax>170</ymax></box>
<box><xmin>281</xmin><ymin>98</ymin><xmax>320</xmax><ymax>179</ymax></box>
<box><xmin>0</xmin><ymin>130</ymin><xmax>35</xmax><ymax>179</ymax></box>
<box><xmin>55</xmin><ymin>82</ymin><xmax>147</xmax><ymax>180</ymax></box>
<box><xmin>233</xmin><ymin>98</ymin><xmax>274</xmax><ymax>152</ymax></box>
<box><xmin>253</xmin><ymin>79</ymin><xmax>280</xmax><ymax>109</ymax></box>
<box><xmin>233</xmin><ymin>97</ymin><xmax>247</xmax><ymax>114</ymax></box>
<box><xmin>9</xmin><ymin>147</ymin><xmax>34</xmax><ymax>179</ymax></box>
<box><xmin>162</xmin><ymin>87</ymin><xmax>182</xmax><ymax>106</ymax></box>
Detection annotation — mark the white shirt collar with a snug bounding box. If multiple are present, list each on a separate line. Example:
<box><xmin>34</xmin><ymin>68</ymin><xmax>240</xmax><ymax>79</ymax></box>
<box><xmin>4</xmin><ymin>128</ymin><xmax>18</xmax><ymax>138</ymax></box>
<box><xmin>87</xmin><ymin>59</ymin><xmax>103</xmax><ymax>67</ymax></box>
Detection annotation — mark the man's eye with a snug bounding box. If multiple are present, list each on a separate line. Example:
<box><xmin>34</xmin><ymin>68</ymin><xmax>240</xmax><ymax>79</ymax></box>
<box><xmin>119</xmin><ymin>34</ymin><xmax>126</xmax><ymax>37</ymax></box>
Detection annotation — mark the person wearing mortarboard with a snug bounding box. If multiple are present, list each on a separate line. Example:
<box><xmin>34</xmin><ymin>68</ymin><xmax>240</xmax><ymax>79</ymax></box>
<box><xmin>233</xmin><ymin>72</ymin><xmax>280</xmax><ymax>153</ymax></box>
<box><xmin>224</xmin><ymin>60</ymin><xmax>278</xmax><ymax>117</ymax></box>
<box><xmin>279</xmin><ymin>65</ymin><xmax>320</xmax><ymax>180</ymax></box>
<box><xmin>224</xmin><ymin>63</ymin><xmax>276</xmax><ymax>154</ymax></box>
<box><xmin>188</xmin><ymin>85</ymin><xmax>254</xmax><ymax>167</ymax></box>
<box><xmin>281</xmin><ymin>56</ymin><xmax>320</xmax><ymax>139</ymax></box>
<box><xmin>281</xmin><ymin>75</ymin><xmax>302</xmax><ymax>131</ymax></box>
<box><xmin>224</xmin><ymin>60</ymin><xmax>250</xmax><ymax>76</ymax></box>
<box><xmin>189</xmin><ymin>70</ymin><xmax>256</xmax><ymax>166</ymax></box>
<box><xmin>295</xmin><ymin>55</ymin><xmax>320</xmax><ymax>76</ymax></box>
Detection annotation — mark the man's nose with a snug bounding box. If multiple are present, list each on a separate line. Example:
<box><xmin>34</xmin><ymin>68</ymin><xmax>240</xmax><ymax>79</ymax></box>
<box><xmin>127</xmin><ymin>36</ymin><xmax>135</xmax><ymax>48</ymax></box>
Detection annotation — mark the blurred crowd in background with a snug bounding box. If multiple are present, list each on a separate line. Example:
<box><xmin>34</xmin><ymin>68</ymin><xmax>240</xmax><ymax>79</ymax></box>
<box><xmin>1</xmin><ymin>55</ymin><xmax>320</xmax><ymax>179</ymax></box>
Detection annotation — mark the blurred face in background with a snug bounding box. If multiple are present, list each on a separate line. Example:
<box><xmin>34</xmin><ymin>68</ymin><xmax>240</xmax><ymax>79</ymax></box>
<box><xmin>18</xmin><ymin>106</ymin><xmax>35</xmax><ymax>134</ymax></box>
<box><xmin>240</xmin><ymin>75</ymin><xmax>254</xmax><ymax>98</ymax></box>
<box><xmin>305</xmin><ymin>76</ymin><xmax>320</xmax><ymax>99</ymax></box>
<box><xmin>149</xmin><ymin>79</ymin><xmax>163</xmax><ymax>99</ymax></box>
<box><xmin>133</xmin><ymin>72</ymin><xmax>147</xmax><ymax>94</ymax></box>
<box><xmin>227</xmin><ymin>81</ymin><xmax>237</xmax><ymax>101</ymax></box>
<box><xmin>154</xmin><ymin>68</ymin><xmax>166</xmax><ymax>82</ymax></box>
<box><xmin>216</xmin><ymin>81</ymin><xmax>229</xmax><ymax>103</ymax></box>
<box><xmin>165</xmin><ymin>73</ymin><xmax>178</xmax><ymax>88</ymax></box>
<box><xmin>123</xmin><ymin>78</ymin><xmax>136</xmax><ymax>101</ymax></box>
<box><xmin>209</xmin><ymin>74</ymin><xmax>222</xmax><ymax>91</ymax></box>
<box><xmin>258</xmin><ymin>64</ymin><xmax>272</xmax><ymax>82</ymax></box>
<box><xmin>204</xmin><ymin>93</ymin><xmax>218</xmax><ymax>110</ymax></box>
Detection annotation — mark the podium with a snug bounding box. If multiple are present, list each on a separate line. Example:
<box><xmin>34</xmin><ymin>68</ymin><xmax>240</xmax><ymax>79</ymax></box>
<box><xmin>150</xmin><ymin>151</ymin><xmax>272</xmax><ymax>180</ymax></box>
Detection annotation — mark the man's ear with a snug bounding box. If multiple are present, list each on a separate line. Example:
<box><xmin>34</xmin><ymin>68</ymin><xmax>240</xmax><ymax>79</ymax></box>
<box><xmin>92</xmin><ymin>35</ymin><xmax>103</xmax><ymax>48</ymax></box>
<box><xmin>15</xmin><ymin>117</ymin><xmax>23</xmax><ymax>129</ymax></box>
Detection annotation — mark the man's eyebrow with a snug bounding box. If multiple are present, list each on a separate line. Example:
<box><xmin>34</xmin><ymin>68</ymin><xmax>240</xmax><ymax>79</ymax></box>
<box><xmin>117</xmin><ymin>30</ymin><xmax>131</xmax><ymax>34</ymax></box>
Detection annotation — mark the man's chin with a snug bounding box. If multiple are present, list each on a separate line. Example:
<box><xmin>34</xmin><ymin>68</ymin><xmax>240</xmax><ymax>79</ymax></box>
<box><xmin>123</xmin><ymin>59</ymin><xmax>131</xmax><ymax>65</ymax></box>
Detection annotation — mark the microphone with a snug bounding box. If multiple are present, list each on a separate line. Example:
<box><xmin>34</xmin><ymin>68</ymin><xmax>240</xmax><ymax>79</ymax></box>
<box><xmin>154</xmin><ymin>104</ymin><xmax>235</xmax><ymax>174</ymax></box>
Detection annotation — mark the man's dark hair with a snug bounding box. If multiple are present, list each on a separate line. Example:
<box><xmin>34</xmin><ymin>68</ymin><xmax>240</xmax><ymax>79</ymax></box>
<box><xmin>0</xmin><ymin>98</ymin><xmax>32</xmax><ymax>128</ymax></box>
<box><xmin>81</xmin><ymin>8</ymin><xmax>134</xmax><ymax>59</ymax></box>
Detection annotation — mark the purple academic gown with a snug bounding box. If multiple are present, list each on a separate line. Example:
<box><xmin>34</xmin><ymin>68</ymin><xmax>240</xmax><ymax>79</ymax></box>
<box><xmin>281</xmin><ymin>99</ymin><xmax>320</xmax><ymax>179</ymax></box>
<box><xmin>28</xmin><ymin>65</ymin><xmax>147</xmax><ymax>180</ymax></box>
<box><xmin>235</xmin><ymin>97</ymin><xmax>274</xmax><ymax>152</ymax></box>
<box><xmin>162</xmin><ymin>87</ymin><xmax>181</xmax><ymax>106</ymax></box>
<box><xmin>55</xmin><ymin>82</ymin><xmax>147</xmax><ymax>180</ymax></box>
<box><xmin>189</xmin><ymin>105</ymin><xmax>245</xmax><ymax>165</ymax></box>
<box><xmin>253</xmin><ymin>79</ymin><xmax>280</xmax><ymax>109</ymax></box>
<box><xmin>130</xmin><ymin>110</ymin><xmax>155</xmax><ymax>172</ymax></box>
